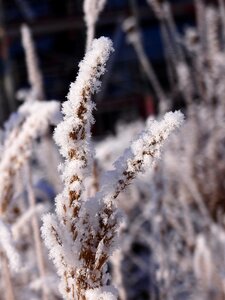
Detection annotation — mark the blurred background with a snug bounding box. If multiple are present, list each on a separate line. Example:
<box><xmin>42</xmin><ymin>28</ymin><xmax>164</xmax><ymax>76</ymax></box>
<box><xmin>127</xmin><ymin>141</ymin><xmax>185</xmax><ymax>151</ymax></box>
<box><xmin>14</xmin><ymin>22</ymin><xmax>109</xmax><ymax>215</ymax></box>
<box><xmin>0</xmin><ymin>0</ymin><xmax>194</xmax><ymax>134</ymax></box>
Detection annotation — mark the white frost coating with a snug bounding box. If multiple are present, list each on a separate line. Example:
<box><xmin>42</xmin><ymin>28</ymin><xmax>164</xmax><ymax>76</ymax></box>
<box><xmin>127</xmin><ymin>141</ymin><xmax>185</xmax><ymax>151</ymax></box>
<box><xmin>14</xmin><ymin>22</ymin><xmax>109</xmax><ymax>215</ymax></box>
<box><xmin>53</xmin><ymin>36</ymin><xmax>114</xmax><ymax>222</ymax></box>
<box><xmin>74</xmin><ymin>110</ymin><xmax>184</xmax><ymax>299</ymax></box>
<box><xmin>100</xmin><ymin>111</ymin><xmax>185</xmax><ymax>200</ymax></box>
<box><xmin>83</xmin><ymin>0</ymin><xmax>106</xmax><ymax>26</ymax></box>
<box><xmin>0</xmin><ymin>101</ymin><xmax>59</xmax><ymax>214</ymax></box>
<box><xmin>83</xmin><ymin>0</ymin><xmax>107</xmax><ymax>51</ymax></box>
<box><xmin>0</xmin><ymin>219</ymin><xmax>21</xmax><ymax>272</ymax></box>
<box><xmin>54</xmin><ymin>36</ymin><xmax>113</xmax><ymax>158</ymax></box>
<box><xmin>42</xmin><ymin>37</ymin><xmax>114</xmax><ymax>300</ymax></box>
<box><xmin>21</xmin><ymin>24</ymin><xmax>45</xmax><ymax>100</ymax></box>
<box><xmin>42</xmin><ymin>34</ymin><xmax>184</xmax><ymax>300</ymax></box>
<box><xmin>41</xmin><ymin>213</ymin><xmax>65</xmax><ymax>275</ymax></box>
<box><xmin>85</xmin><ymin>286</ymin><xmax>118</xmax><ymax>300</ymax></box>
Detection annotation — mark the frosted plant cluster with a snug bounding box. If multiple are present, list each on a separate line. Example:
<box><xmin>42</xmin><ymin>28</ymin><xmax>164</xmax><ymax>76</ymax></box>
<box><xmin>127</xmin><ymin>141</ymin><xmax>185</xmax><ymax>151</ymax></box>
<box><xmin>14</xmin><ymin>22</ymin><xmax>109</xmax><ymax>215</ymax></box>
<box><xmin>106</xmin><ymin>1</ymin><xmax>225</xmax><ymax>299</ymax></box>
<box><xmin>0</xmin><ymin>101</ymin><xmax>59</xmax><ymax>215</ymax></box>
<box><xmin>1</xmin><ymin>1</ymin><xmax>225</xmax><ymax>300</ymax></box>
<box><xmin>41</xmin><ymin>36</ymin><xmax>183</xmax><ymax>300</ymax></box>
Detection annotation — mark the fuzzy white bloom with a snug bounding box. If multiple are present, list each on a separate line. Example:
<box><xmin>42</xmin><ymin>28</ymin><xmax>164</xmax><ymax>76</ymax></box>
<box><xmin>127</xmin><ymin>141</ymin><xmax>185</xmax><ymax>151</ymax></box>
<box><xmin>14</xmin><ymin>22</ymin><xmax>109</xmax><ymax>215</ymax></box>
<box><xmin>0</xmin><ymin>219</ymin><xmax>21</xmax><ymax>272</ymax></box>
<box><xmin>21</xmin><ymin>24</ymin><xmax>45</xmax><ymax>100</ymax></box>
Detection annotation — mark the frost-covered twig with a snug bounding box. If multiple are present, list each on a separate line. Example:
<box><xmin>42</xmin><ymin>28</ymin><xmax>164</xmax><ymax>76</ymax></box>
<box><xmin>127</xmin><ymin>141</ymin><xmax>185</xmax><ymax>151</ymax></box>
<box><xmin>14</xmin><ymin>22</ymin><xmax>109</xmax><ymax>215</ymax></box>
<box><xmin>106</xmin><ymin>111</ymin><xmax>184</xmax><ymax>200</ymax></box>
<box><xmin>0</xmin><ymin>101</ymin><xmax>59</xmax><ymax>215</ymax></box>
<box><xmin>74</xmin><ymin>111</ymin><xmax>183</xmax><ymax>300</ymax></box>
<box><xmin>21</xmin><ymin>24</ymin><xmax>45</xmax><ymax>101</ymax></box>
<box><xmin>83</xmin><ymin>0</ymin><xmax>107</xmax><ymax>51</ymax></box>
<box><xmin>123</xmin><ymin>17</ymin><xmax>168</xmax><ymax>112</ymax></box>
<box><xmin>42</xmin><ymin>37</ymin><xmax>114</xmax><ymax>300</ymax></box>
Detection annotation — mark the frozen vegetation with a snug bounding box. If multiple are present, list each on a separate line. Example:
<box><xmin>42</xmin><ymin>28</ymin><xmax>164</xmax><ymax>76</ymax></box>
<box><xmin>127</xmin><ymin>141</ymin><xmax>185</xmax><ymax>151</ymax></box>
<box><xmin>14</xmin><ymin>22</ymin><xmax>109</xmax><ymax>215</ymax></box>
<box><xmin>0</xmin><ymin>1</ymin><xmax>225</xmax><ymax>300</ymax></box>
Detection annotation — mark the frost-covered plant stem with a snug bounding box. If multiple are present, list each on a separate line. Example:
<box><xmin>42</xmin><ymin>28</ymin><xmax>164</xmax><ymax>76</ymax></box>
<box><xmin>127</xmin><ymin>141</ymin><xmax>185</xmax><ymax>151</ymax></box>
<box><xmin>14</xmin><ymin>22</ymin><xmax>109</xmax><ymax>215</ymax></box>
<box><xmin>75</xmin><ymin>111</ymin><xmax>183</xmax><ymax>300</ymax></box>
<box><xmin>0</xmin><ymin>101</ymin><xmax>59</xmax><ymax>215</ymax></box>
<box><xmin>123</xmin><ymin>17</ymin><xmax>168</xmax><ymax>111</ymax></box>
<box><xmin>83</xmin><ymin>0</ymin><xmax>106</xmax><ymax>51</ymax></box>
<box><xmin>25</xmin><ymin>163</ymin><xmax>48</xmax><ymax>300</ymax></box>
<box><xmin>107</xmin><ymin>112</ymin><xmax>184</xmax><ymax>200</ymax></box>
<box><xmin>42</xmin><ymin>37</ymin><xmax>114</xmax><ymax>300</ymax></box>
<box><xmin>21</xmin><ymin>24</ymin><xmax>45</xmax><ymax>100</ymax></box>
<box><xmin>42</xmin><ymin>36</ymin><xmax>183</xmax><ymax>300</ymax></box>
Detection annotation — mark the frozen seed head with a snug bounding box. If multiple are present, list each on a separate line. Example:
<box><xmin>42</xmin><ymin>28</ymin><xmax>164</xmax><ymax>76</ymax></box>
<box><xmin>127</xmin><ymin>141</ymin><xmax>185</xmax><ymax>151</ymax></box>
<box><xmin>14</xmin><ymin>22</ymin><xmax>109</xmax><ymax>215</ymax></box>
<box><xmin>54</xmin><ymin>37</ymin><xmax>114</xmax><ymax>159</ymax></box>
